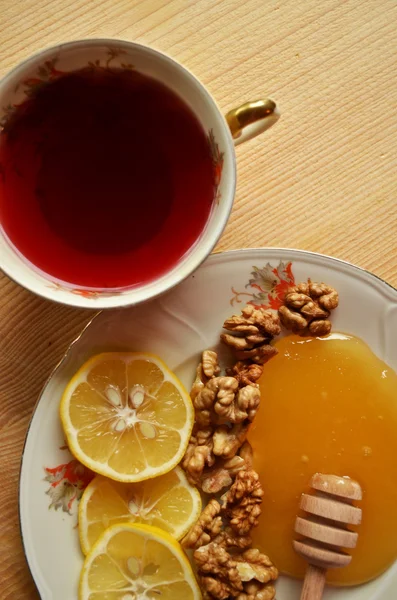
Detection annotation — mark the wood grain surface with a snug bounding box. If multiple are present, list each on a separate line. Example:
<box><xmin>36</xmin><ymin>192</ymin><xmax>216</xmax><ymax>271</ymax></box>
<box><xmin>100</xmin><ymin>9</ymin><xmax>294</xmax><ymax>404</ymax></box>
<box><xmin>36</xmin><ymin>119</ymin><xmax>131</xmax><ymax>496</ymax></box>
<box><xmin>0</xmin><ymin>1</ymin><xmax>396</xmax><ymax>597</ymax></box>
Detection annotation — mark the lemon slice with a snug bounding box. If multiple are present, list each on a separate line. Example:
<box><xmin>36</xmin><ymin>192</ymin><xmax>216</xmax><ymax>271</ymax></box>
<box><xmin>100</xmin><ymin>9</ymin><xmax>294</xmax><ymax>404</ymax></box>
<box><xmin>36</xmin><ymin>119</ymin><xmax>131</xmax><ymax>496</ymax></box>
<box><xmin>60</xmin><ymin>352</ymin><xmax>194</xmax><ymax>482</ymax></box>
<box><xmin>79</xmin><ymin>522</ymin><xmax>201</xmax><ymax>600</ymax></box>
<box><xmin>79</xmin><ymin>466</ymin><xmax>202</xmax><ymax>554</ymax></box>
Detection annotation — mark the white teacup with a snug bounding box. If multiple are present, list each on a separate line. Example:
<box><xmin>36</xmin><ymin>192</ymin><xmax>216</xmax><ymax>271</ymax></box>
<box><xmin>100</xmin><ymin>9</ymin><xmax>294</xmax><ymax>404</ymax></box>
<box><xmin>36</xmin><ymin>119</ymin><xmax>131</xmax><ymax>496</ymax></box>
<box><xmin>0</xmin><ymin>39</ymin><xmax>279</xmax><ymax>308</ymax></box>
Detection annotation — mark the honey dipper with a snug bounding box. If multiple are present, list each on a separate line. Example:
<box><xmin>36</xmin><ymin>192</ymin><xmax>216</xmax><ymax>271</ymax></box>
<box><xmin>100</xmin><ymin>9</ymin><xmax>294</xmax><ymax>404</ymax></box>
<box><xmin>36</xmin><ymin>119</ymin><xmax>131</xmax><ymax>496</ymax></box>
<box><xmin>293</xmin><ymin>473</ymin><xmax>362</xmax><ymax>600</ymax></box>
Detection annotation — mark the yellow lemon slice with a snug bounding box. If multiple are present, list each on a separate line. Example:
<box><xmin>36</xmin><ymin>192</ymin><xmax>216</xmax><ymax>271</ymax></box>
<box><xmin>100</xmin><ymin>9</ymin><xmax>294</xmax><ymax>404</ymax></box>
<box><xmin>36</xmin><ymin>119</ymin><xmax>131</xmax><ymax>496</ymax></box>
<box><xmin>79</xmin><ymin>522</ymin><xmax>201</xmax><ymax>600</ymax></box>
<box><xmin>79</xmin><ymin>466</ymin><xmax>202</xmax><ymax>554</ymax></box>
<box><xmin>60</xmin><ymin>352</ymin><xmax>194</xmax><ymax>482</ymax></box>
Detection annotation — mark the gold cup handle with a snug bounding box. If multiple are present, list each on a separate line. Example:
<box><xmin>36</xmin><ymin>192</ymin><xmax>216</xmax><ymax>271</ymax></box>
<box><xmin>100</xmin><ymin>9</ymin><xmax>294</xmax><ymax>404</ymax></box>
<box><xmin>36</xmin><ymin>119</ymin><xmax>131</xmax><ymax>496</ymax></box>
<box><xmin>225</xmin><ymin>99</ymin><xmax>279</xmax><ymax>146</ymax></box>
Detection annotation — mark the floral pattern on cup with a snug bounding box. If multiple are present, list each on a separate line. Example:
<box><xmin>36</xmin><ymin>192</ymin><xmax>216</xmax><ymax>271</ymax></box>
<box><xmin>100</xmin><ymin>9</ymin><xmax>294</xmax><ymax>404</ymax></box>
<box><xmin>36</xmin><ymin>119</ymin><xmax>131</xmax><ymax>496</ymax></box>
<box><xmin>208</xmin><ymin>129</ymin><xmax>224</xmax><ymax>204</ymax></box>
<box><xmin>0</xmin><ymin>48</ymin><xmax>134</xmax><ymax>130</ymax></box>
<box><xmin>230</xmin><ymin>261</ymin><xmax>295</xmax><ymax>310</ymax></box>
<box><xmin>46</xmin><ymin>282</ymin><xmax>125</xmax><ymax>298</ymax></box>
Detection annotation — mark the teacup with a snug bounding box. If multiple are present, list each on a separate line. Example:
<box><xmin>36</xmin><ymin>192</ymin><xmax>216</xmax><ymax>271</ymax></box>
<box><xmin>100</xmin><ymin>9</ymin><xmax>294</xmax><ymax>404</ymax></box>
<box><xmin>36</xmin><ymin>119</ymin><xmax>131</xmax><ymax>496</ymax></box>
<box><xmin>0</xmin><ymin>39</ymin><xmax>279</xmax><ymax>308</ymax></box>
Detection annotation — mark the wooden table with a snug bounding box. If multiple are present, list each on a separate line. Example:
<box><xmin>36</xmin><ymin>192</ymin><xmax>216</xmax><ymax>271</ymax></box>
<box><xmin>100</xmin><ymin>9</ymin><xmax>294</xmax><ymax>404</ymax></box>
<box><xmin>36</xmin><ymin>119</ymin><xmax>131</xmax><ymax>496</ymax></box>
<box><xmin>0</xmin><ymin>1</ymin><xmax>396</xmax><ymax>597</ymax></box>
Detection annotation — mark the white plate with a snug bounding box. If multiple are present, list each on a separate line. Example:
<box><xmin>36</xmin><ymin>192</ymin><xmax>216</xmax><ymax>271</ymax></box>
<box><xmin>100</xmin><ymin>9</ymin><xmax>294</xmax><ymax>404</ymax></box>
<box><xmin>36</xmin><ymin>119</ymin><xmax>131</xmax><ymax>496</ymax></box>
<box><xmin>19</xmin><ymin>248</ymin><xmax>397</xmax><ymax>600</ymax></box>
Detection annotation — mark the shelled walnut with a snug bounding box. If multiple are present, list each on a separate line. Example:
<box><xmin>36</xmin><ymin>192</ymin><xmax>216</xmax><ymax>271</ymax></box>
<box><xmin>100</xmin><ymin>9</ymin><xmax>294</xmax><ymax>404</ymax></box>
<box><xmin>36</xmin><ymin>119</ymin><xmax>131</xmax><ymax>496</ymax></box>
<box><xmin>213</xmin><ymin>384</ymin><xmax>261</xmax><ymax>425</ymax></box>
<box><xmin>181</xmin><ymin>329</ymin><xmax>278</xmax><ymax>599</ymax></box>
<box><xmin>191</xmin><ymin>350</ymin><xmax>221</xmax><ymax>401</ymax></box>
<box><xmin>182</xmin><ymin>350</ymin><xmax>261</xmax><ymax>490</ymax></box>
<box><xmin>183</xmin><ymin>512</ymin><xmax>252</xmax><ymax>552</ymax></box>
<box><xmin>235</xmin><ymin>549</ymin><xmax>278</xmax><ymax>585</ymax></box>
<box><xmin>279</xmin><ymin>281</ymin><xmax>339</xmax><ymax>336</ymax></box>
<box><xmin>182</xmin><ymin>427</ymin><xmax>215</xmax><ymax>486</ymax></box>
<box><xmin>236</xmin><ymin>580</ymin><xmax>277</xmax><ymax>600</ymax></box>
<box><xmin>221</xmin><ymin>470</ymin><xmax>264</xmax><ymax>536</ymax></box>
<box><xmin>183</xmin><ymin>462</ymin><xmax>272</xmax><ymax>599</ymax></box>
<box><xmin>213</xmin><ymin>527</ymin><xmax>253</xmax><ymax>550</ymax></box>
<box><xmin>221</xmin><ymin>305</ymin><xmax>280</xmax><ymax>365</ymax></box>
<box><xmin>182</xmin><ymin>499</ymin><xmax>222</xmax><ymax>550</ymax></box>
<box><xmin>201</xmin><ymin>455</ymin><xmax>247</xmax><ymax>495</ymax></box>
<box><xmin>184</xmin><ymin>306</ymin><xmax>278</xmax><ymax>494</ymax></box>
<box><xmin>194</xmin><ymin>376</ymin><xmax>239</xmax><ymax>428</ymax></box>
<box><xmin>226</xmin><ymin>361</ymin><xmax>264</xmax><ymax>388</ymax></box>
<box><xmin>203</xmin><ymin>350</ymin><xmax>221</xmax><ymax>378</ymax></box>
<box><xmin>194</xmin><ymin>542</ymin><xmax>278</xmax><ymax>600</ymax></box>
<box><xmin>213</xmin><ymin>423</ymin><xmax>251</xmax><ymax>460</ymax></box>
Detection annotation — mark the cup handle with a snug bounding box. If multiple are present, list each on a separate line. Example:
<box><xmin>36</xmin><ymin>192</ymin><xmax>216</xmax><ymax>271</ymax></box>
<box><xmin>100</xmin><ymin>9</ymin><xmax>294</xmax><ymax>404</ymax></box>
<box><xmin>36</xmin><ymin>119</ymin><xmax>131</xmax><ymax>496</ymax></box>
<box><xmin>225</xmin><ymin>99</ymin><xmax>279</xmax><ymax>146</ymax></box>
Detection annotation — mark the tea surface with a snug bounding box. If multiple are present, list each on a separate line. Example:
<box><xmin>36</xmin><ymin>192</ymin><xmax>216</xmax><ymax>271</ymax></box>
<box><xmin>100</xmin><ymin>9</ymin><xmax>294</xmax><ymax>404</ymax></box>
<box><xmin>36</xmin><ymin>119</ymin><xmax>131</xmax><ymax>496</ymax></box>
<box><xmin>0</xmin><ymin>68</ymin><xmax>216</xmax><ymax>288</ymax></box>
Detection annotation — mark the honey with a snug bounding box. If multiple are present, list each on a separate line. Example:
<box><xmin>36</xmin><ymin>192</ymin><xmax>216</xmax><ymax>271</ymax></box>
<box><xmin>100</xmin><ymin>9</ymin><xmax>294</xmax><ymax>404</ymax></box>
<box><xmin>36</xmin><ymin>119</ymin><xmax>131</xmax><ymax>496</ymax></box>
<box><xmin>248</xmin><ymin>333</ymin><xmax>397</xmax><ymax>586</ymax></box>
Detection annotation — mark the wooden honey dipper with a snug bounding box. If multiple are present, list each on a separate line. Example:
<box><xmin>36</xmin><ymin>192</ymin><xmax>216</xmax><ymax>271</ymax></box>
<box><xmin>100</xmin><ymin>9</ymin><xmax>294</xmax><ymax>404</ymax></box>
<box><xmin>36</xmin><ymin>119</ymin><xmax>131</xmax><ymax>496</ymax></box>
<box><xmin>293</xmin><ymin>473</ymin><xmax>362</xmax><ymax>600</ymax></box>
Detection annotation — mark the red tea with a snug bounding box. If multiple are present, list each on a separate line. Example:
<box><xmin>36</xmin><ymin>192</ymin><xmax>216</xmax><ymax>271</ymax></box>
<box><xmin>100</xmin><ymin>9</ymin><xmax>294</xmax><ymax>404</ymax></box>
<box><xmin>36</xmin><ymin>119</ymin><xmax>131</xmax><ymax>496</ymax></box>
<box><xmin>0</xmin><ymin>67</ymin><xmax>218</xmax><ymax>288</ymax></box>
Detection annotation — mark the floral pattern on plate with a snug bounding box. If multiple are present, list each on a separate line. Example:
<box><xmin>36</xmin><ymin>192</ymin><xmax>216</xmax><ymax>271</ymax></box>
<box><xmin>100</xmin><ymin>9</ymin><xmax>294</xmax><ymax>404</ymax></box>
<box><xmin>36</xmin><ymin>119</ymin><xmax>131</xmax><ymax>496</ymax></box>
<box><xmin>230</xmin><ymin>260</ymin><xmax>295</xmax><ymax>309</ymax></box>
<box><xmin>44</xmin><ymin>456</ymin><xmax>93</xmax><ymax>514</ymax></box>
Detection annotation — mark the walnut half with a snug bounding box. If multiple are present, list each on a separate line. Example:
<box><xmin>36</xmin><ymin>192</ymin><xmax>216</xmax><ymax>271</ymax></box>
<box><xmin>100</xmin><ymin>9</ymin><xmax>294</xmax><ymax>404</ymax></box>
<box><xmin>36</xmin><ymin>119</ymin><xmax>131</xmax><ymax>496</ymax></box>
<box><xmin>221</xmin><ymin>305</ymin><xmax>280</xmax><ymax>365</ymax></box>
<box><xmin>194</xmin><ymin>542</ymin><xmax>278</xmax><ymax>600</ymax></box>
<box><xmin>221</xmin><ymin>469</ymin><xmax>264</xmax><ymax>536</ymax></box>
<box><xmin>191</xmin><ymin>350</ymin><xmax>221</xmax><ymax>402</ymax></box>
<box><xmin>201</xmin><ymin>455</ymin><xmax>247</xmax><ymax>495</ymax></box>
<box><xmin>226</xmin><ymin>361</ymin><xmax>264</xmax><ymax>388</ymax></box>
<box><xmin>182</xmin><ymin>427</ymin><xmax>215</xmax><ymax>486</ymax></box>
<box><xmin>279</xmin><ymin>280</ymin><xmax>339</xmax><ymax>336</ymax></box>
<box><xmin>214</xmin><ymin>384</ymin><xmax>261</xmax><ymax>425</ymax></box>
<box><xmin>195</xmin><ymin>376</ymin><xmax>239</xmax><ymax>428</ymax></box>
<box><xmin>182</xmin><ymin>499</ymin><xmax>223</xmax><ymax>550</ymax></box>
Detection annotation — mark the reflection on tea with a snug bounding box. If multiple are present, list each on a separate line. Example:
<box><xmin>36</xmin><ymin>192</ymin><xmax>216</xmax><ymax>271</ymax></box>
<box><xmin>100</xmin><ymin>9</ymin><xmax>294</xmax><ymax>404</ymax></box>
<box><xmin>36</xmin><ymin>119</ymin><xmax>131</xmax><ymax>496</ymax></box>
<box><xmin>0</xmin><ymin>67</ymin><xmax>218</xmax><ymax>288</ymax></box>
